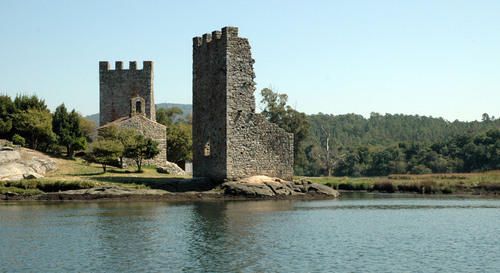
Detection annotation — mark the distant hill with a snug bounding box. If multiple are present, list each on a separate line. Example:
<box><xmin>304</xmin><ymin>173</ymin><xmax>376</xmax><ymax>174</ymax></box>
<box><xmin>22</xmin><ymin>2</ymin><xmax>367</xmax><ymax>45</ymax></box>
<box><xmin>85</xmin><ymin>103</ymin><xmax>192</xmax><ymax>125</ymax></box>
<box><xmin>307</xmin><ymin>113</ymin><xmax>500</xmax><ymax>148</ymax></box>
<box><xmin>86</xmin><ymin>103</ymin><xmax>498</xmax><ymax>147</ymax></box>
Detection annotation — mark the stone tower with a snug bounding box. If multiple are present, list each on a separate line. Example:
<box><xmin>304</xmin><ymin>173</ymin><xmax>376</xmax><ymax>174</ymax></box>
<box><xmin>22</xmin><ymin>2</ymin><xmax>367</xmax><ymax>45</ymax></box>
<box><xmin>99</xmin><ymin>61</ymin><xmax>155</xmax><ymax>126</ymax></box>
<box><xmin>98</xmin><ymin>61</ymin><xmax>167</xmax><ymax>166</ymax></box>
<box><xmin>192</xmin><ymin>27</ymin><xmax>294</xmax><ymax>181</ymax></box>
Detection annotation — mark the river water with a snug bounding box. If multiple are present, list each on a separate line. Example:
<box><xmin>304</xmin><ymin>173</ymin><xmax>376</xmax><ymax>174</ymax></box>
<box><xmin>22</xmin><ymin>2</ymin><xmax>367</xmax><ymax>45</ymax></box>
<box><xmin>1</xmin><ymin>195</ymin><xmax>500</xmax><ymax>272</ymax></box>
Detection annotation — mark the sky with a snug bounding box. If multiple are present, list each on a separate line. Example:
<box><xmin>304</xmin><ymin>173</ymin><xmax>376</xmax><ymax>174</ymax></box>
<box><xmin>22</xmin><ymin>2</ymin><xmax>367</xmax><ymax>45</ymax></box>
<box><xmin>0</xmin><ymin>0</ymin><xmax>499</xmax><ymax>121</ymax></box>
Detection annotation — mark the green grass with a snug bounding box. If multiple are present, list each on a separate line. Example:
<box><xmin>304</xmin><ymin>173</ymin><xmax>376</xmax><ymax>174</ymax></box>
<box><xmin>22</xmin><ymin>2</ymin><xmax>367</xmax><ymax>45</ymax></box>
<box><xmin>0</xmin><ymin>186</ymin><xmax>43</xmax><ymax>196</ymax></box>
<box><xmin>3</xmin><ymin>155</ymin><xmax>500</xmax><ymax>196</ymax></box>
<box><xmin>1</xmin><ymin>157</ymin><xmax>191</xmax><ymax>196</ymax></box>
<box><xmin>300</xmin><ymin>171</ymin><xmax>500</xmax><ymax>194</ymax></box>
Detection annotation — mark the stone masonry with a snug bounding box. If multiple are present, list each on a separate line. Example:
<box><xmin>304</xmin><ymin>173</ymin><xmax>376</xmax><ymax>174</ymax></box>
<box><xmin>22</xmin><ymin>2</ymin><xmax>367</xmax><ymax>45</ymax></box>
<box><xmin>192</xmin><ymin>27</ymin><xmax>294</xmax><ymax>181</ymax></box>
<box><xmin>99</xmin><ymin>61</ymin><xmax>156</xmax><ymax>126</ymax></box>
<box><xmin>98</xmin><ymin>61</ymin><xmax>167</xmax><ymax>166</ymax></box>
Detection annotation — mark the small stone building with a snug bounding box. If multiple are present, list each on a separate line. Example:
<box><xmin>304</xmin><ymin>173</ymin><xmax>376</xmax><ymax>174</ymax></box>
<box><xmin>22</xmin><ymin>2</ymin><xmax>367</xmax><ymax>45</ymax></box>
<box><xmin>98</xmin><ymin>61</ymin><xmax>167</xmax><ymax>166</ymax></box>
<box><xmin>192</xmin><ymin>27</ymin><xmax>294</xmax><ymax>181</ymax></box>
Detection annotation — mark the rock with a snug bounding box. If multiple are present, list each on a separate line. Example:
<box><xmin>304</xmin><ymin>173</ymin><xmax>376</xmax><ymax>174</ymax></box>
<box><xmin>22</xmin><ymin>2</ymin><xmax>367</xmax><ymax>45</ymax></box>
<box><xmin>306</xmin><ymin>183</ymin><xmax>340</xmax><ymax>197</ymax></box>
<box><xmin>264</xmin><ymin>180</ymin><xmax>295</xmax><ymax>196</ymax></box>
<box><xmin>5</xmin><ymin>191</ymin><xmax>19</xmax><ymax>197</ymax></box>
<box><xmin>57</xmin><ymin>185</ymin><xmax>166</xmax><ymax>196</ymax></box>
<box><xmin>222</xmin><ymin>182</ymin><xmax>275</xmax><ymax>197</ymax></box>
<box><xmin>221</xmin><ymin>175</ymin><xmax>339</xmax><ymax>198</ymax></box>
<box><xmin>0</xmin><ymin>149</ymin><xmax>21</xmax><ymax>164</ymax></box>
<box><xmin>0</xmin><ymin>146</ymin><xmax>57</xmax><ymax>181</ymax></box>
<box><xmin>23</xmin><ymin>172</ymin><xmax>43</xmax><ymax>179</ymax></box>
<box><xmin>156</xmin><ymin>162</ymin><xmax>186</xmax><ymax>175</ymax></box>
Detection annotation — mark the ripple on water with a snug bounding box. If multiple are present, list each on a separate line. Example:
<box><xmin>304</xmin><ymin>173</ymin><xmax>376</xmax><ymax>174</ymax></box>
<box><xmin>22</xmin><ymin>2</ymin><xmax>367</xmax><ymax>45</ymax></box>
<box><xmin>1</xmin><ymin>198</ymin><xmax>500</xmax><ymax>272</ymax></box>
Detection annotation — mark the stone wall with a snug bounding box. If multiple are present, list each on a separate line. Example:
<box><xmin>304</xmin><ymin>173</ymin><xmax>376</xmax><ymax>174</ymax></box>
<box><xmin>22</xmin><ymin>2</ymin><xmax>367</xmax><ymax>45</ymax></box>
<box><xmin>192</xmin><ymin>27</ymin><xmax>294</xmax><ymax>181</ymax></box>
<box><xmin>98</xmin><ymin>60</ymin><xmax>167</xmax><ymax>167</ymax></box>
<box><xmin>99</xmin><ymin>61</ymin><xmax>155</xmax><ymax>126</ymax></box>
<box><xmin>98</xmin><ymin>115</ymin><xmax>167</xmax><ymax>167</ymax></box>
<box><xmin>192</xmin><ymin>29</ymin><xmax>229</xmax><ymax>181</ymax></box>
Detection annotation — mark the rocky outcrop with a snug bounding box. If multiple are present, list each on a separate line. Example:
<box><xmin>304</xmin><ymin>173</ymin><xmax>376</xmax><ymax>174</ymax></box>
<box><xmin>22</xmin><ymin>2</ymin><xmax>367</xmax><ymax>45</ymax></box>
<box><xmin>0</xmin><ymin>145</ymin><xmax>57</xmax><ymax>181</ymax></box>
<box><xmin>156</xmin><ymin>162</ymin><xmax>186</xmax><ymax>176</ymax></box>
<box><xmin>55</xmin><ymin>185</ymin><xmax>166</xmax><ymax>196</ymax></box>
<box><xmin>222</xmin><ymin>176</ymin><xmax>339</xmax><ymax>198</ymax></box>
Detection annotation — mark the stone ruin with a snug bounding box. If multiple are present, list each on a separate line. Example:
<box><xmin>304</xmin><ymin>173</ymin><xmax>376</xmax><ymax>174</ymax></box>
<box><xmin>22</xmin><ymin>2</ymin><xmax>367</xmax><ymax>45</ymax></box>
<box><xmin>98</xmin><ymin>61</ymin><xmax>167</xmax><ymax>166</ymax></box>
<box><xmin>192</xmin><ymin>27</ymin><xmax>294</xmax><ymax>181</ymax></box>
<box><xmin>95</xmin><ymin>27</ymin><xmax>294</xmax><ymax>180</ymax></box>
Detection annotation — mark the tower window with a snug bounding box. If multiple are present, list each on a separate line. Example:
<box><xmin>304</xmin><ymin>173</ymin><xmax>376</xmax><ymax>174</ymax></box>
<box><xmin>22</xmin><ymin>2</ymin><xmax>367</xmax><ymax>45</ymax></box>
<box><xmin>136</xmin><ymin>100</ymin><xmax>142</xmax><ymax>113</ymax></box>
<box><xmin>204</xmin><ymin>141</ymin><xmax>211</xmax><ymax>157</ymax></box>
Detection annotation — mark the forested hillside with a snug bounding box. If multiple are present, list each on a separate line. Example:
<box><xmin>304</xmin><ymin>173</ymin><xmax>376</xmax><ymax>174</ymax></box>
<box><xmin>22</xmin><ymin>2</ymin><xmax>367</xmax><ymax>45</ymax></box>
<box><xmin>2</xmin><ymin>92</ymin><xmax>498</xmax><ymax>178</ymax></box>
<box><xmin>308</xmin><ymin>113</ymin><xmax>500</xmax><ymax>148</ymax></box>
<box><xmin>299</xmin><ymin>113</ymin><xmax>500</xmax><ymax>176</ymax></box>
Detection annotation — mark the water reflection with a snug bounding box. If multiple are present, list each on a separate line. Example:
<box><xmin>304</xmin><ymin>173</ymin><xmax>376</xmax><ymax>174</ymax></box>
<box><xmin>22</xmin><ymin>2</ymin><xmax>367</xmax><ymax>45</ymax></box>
<box><xmin>1</xmin><ymin>198</ymin><xmax>500</xmax><ymax>272</ymax></box>
<box><xmin>91</xmin><ymin>203</ymin><xmax>160</xmax><ymax>272</ymax></box>
<box><xmin>184</xmin><ymin>200</ymin><xmax>295</xmax><ymax>272</ymax></box>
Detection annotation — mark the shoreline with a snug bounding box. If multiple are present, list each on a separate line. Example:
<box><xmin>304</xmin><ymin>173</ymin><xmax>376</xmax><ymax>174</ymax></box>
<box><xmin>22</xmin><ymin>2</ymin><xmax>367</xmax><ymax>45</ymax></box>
<box><xmin>0</xmin><ymin>191</ymin><xmax>339</xmax><ymax>202</ymax></box>
<box><xmin>2</xmin><ymin>190</ymin><xmax>499</xmax><ymax>203</ymax></box>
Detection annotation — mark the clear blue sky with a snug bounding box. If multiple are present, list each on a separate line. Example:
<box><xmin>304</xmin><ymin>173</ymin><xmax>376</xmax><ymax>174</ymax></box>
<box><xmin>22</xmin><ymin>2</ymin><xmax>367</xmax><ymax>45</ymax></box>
<box><xmin>1</xmin><ymin>0</ymin><xmax>499</xmax><ymax>121</ymax></box>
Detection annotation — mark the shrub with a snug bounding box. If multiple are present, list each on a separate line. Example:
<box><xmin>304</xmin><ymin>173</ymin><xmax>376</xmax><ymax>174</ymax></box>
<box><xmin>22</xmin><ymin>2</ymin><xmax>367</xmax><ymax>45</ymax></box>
<box><xmin>373</xmin><ymin>181</ymin><xmax>396</xmax><ymax>193</ymax></box>
<box><xmin>476</xmin><ymin>182</ymin><xmax>500</xmax><ymax>192</ymax></box>
<box><xmin>12</xmin><ymin>134</ymin><xmax>25</xmax><ymax>146</ymax></box>
<box><xmin>397</xmin><ymin>183</ymin><xmax>421</xmax><ymax>193</ymax></box>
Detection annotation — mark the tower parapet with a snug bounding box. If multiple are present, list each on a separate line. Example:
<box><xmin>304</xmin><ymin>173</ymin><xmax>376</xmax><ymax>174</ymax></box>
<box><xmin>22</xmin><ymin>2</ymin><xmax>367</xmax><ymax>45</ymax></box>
<box><xmin>192</xmin><ymin>26</ymin><xmax>294</xmax><ymax>181</ymax></box>
<box><xmin>99</xmin><ymin>60</ymin><xmax>155</xmax><ymax>126</ymax></box>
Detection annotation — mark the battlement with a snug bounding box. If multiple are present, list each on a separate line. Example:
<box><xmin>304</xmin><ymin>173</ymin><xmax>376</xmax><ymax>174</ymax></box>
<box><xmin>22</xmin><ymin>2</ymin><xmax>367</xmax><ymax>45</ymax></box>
<box><xmin>193</xmin><ymin>26</ymin><xmax>239</xmax><ymax>47</ymax></box>
<box><xmin>99</xmin><ymin>61</ymin><xmax>153</xmax><ymax>71</ymax></box>
<box><xmin>193</xmin><ymin>26</ymin><xmax>294</xmax><ymax>181</ymax></box>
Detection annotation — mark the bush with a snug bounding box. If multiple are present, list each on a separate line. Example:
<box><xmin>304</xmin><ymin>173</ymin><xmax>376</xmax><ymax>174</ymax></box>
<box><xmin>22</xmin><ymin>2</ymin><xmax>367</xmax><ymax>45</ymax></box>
<box><xmin>397</xmin><ymin>183</ymin><xmax>421</xmax><ymax>193</ymax></box>
<box><xmin>3</xmin><ymin>179</ymin><xmax>97</xmax><ymax>193</ymax></box>
<box><xmin>373</xmin><ymin>181</ymin><xmax>396</xmax><ymax>193</ymax></box>
<box><xmin>476</xmin><ymin>182</ymin><xmax>500</xmax><ymax>192</ymax></box>
<box><xmin>441</xmin><ymin>187</ymin><xmax>453</xmax><ymax>194</ymax></box>
<box><xmin>12</xmin><ymin>134</ymin><xmax>25</xmax><ymax>146</ymax></box>
<box><xmin>36</xmin><ymin>180</ymin><xmax>96</xmax><ymax>192</ymax></box>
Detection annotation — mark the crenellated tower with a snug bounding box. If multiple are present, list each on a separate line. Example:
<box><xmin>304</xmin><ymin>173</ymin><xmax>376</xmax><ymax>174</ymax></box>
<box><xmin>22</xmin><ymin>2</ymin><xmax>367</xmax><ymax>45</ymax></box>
<box><xmin>192</xmin><ymin>27</ymin><xmax>294</xmax><ymax>181</ymax></box>
<box><xmin>99</xmin><ymin>61</ymin><xmax>155</xmax><ymax>126</ymax></box>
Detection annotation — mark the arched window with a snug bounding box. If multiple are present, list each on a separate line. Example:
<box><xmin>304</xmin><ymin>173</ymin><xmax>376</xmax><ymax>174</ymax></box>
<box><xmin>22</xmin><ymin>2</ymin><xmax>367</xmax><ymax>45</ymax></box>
<box><xmin>130</xmin><ymin>96</ymin><xmax>145</xmax><ymax>116</ymax></box>
<box><xmin>204</xmin><ymin>141</ymin><xmax>211</xmax><ymax>157</ymax></box>
<box><xmin>136</xmin><ymin>100</ymin><xmax>142</xmax><ymax>113</ymax></box>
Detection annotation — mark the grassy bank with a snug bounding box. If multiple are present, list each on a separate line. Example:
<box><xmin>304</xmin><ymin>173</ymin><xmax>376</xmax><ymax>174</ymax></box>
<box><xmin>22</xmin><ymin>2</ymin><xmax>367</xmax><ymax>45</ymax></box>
<box><xmin>2</xmin><ymin>155</ymin><xmax>500</xmax><ymax>196</ymax></box>
<box><xmin>0</xmin><ymin>157</ymin><xmax>191</xmax><ymax>196</ymax></box>
<box><xmin>304</xmin><ymin>171</ymin><xmax>500</xmax><ymax>194</ymax></box>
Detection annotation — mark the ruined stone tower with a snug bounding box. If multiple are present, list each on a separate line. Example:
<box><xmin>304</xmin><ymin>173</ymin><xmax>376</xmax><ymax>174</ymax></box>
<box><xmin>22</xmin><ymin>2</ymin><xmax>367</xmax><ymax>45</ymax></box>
<box><xmin>99</xmin><ymin>61</ymin><xmax>155</xmax><ymax>126</ymax></box>
<box><xmin>98</xmin><ymin>61</ymin><xmax>166</xmax><ymax>166</ymax></box>
<box><xmin>192</xmin><ymin>27</ymin><xmax>294</xmax><ymax>181</ymax></box>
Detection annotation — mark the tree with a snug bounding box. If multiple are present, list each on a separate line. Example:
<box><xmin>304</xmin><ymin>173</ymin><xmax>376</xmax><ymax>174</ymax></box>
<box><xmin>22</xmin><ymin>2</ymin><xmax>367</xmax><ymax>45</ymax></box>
<box><xmin>0</xmin><ymin>95</ymin><xmax>14</xmax><ymax>138</ymax></box>
<box><xmin>79</xmin><ymin>116</ymin><xmax>96</xmax><ymax>142</ymax></box>
<box><xmin>98</xmin><ymin>125</ymin><xmax>136</xmax><ymax>167</ymax></box>
<box><xmin>156</xmin><ymin>107</ymin><xmax>184</xmax><ymax>126</ymax></box>
<box><xmin>156</xmin><ymin>107</ymin><xmax>193</xmax><ymax>165</ymax></box>
<box><xmin>85</xmin><ymin>140</ymin><xmax>123</xmax><ymax>173</ymax></box>
<box><xmin>123</xmin><ymin>135</ymin><xmax>160</xmax><ymax>172</ymax></box>
<box><xmin>13</xmin><ymin>94</ymin><xmax>47</xmax><ymax>111</ymax></box>
<box><xmin>13</xmin><ymin>108</ymin><xmax>54</xmax><ymax>150</ymax></box>
<box><xmin>52</xmin><ymin>104</ymin><xmax>87</xmax><ymax>157</ymax></box>
<box><xmin>166</xmin><ymin>123</ymin><xmax>192</xmax><ymax>164</ymax></box>
<box><xmin>260</xmin><ymin>88</ymin><xmax>309</xmax><ymax>171</ymax></box>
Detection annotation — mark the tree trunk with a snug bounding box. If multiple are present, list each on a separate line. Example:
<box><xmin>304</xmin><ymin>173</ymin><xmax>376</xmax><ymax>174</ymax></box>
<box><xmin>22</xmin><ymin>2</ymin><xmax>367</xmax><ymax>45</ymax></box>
<box><xmin>32</xmin><ymin>135</ymin><xmax>38</xmax><ymax>150</ymax></box>
<box><xmin>136</xmin><ymin>158</ymin><xmax>142</xmax><ymax>172</ymax></box>
<box><xmin>102</xmin><ymin>164</ymin><xmax>107</xmax><ymax>173</ymax></box>
<box><xmin>67</xmin><ymin>144</ymin><xmax>73</xmax><ymax>158</ymax></box>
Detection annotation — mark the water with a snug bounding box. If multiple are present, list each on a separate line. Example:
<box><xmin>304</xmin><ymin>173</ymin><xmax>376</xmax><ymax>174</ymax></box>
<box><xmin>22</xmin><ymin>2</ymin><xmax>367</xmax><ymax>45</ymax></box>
<box><xmin>1</xmin><ymin>195</ymin><xmax>500</xmax><ymax>273</ymax></box>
